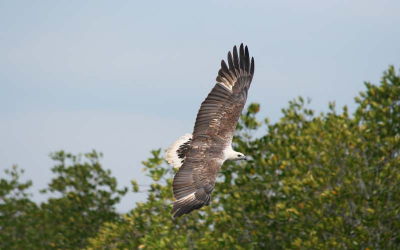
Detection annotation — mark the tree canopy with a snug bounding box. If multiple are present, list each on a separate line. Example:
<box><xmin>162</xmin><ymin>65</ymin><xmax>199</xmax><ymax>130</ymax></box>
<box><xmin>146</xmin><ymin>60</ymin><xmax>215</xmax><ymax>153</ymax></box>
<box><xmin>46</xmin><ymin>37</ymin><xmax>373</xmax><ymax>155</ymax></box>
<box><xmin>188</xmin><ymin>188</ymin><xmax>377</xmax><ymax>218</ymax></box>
<box><xmin>1</xmin><ymin>151</ymin><xmax>127</xmax><ymax>249</ymax></box>
<box><xmin>1</xmin><ymin>66</ymin><xmax>399</xmax><ymax>249</ymax></box>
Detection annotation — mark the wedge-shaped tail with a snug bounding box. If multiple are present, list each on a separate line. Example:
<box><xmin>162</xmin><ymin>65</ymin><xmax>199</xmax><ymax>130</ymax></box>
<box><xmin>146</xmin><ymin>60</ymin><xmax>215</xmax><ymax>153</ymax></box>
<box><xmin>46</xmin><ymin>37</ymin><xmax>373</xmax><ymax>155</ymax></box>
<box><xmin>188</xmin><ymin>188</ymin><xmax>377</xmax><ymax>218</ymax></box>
<box><xmin>166</xmin><ymin>133</ymin><xmax>192</xmax><ymax>169</ymax></box>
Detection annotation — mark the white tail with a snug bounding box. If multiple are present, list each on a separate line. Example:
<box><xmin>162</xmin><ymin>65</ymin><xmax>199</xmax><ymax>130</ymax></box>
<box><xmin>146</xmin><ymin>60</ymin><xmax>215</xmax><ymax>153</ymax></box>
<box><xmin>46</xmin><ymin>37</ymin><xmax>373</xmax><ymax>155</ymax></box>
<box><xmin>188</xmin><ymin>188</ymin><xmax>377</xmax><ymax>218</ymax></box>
<box><xmin>166</xmin><ymin>133</ymin><xmax>192</xmax><ymax>169</ymax></box>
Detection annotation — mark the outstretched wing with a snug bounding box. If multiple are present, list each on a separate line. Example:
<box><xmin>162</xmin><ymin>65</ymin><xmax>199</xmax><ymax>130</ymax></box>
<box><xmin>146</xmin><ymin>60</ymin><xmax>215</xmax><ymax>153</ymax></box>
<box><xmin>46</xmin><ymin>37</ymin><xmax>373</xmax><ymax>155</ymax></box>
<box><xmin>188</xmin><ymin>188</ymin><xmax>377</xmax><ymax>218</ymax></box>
<box><xmin>171</xmin><ymin>44</ymin><xmax>255</xmax><ymax>217</ymax></box>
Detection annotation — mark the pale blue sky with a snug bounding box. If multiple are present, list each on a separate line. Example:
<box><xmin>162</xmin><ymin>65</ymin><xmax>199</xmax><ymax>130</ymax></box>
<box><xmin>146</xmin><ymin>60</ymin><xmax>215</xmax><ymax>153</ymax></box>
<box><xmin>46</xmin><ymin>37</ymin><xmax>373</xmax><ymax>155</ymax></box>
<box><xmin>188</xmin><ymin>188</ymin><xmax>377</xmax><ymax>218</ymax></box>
<box><xmin>1</xmin><ymin>0</ymin><xmax>400</xmax><ymax>212</ymax></box>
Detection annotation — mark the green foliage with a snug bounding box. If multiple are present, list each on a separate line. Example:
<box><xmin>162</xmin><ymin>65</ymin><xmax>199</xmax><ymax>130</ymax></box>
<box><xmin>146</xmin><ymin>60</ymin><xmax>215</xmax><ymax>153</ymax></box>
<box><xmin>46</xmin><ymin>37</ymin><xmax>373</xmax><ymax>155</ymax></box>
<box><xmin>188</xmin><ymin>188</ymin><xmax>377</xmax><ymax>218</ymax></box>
<box><xmin>0</xmin><ymin>151</ymin><xmax>127</xmax><ymax>249</ymax></box>
<box><xmin>86</xmin><ymin>66</ymin><xmax>400</xmax><ymax>249</ymax></box>
<box><xmin>1</xmin><ymin>66</ymin><xmax>399</xmax><ymax>249</ymax></box>
<box><xmin>0</xmin><ymin>166</ymin><xmax>39</xmax><ymax>249</ymax></box>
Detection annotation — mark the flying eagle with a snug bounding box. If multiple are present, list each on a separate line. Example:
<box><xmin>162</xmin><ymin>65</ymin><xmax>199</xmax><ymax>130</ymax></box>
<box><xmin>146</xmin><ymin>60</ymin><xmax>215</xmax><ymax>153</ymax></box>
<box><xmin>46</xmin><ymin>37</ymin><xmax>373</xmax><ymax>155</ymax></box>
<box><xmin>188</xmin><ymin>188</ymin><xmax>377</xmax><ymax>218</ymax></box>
<box><xmin>166</xmin><ymin>44</ymin><xmax>255</xmax><ymax>218</ymax></box>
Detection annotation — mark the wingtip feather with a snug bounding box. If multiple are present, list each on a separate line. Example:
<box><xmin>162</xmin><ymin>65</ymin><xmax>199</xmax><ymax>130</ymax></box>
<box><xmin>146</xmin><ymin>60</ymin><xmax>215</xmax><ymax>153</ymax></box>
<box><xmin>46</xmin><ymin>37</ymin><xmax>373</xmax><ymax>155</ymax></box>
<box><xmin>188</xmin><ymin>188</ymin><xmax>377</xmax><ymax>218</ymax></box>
<box><xmin>251</xmin><ymin>57</ymin><xmax>255</xmax><ymax>76</ymax></box>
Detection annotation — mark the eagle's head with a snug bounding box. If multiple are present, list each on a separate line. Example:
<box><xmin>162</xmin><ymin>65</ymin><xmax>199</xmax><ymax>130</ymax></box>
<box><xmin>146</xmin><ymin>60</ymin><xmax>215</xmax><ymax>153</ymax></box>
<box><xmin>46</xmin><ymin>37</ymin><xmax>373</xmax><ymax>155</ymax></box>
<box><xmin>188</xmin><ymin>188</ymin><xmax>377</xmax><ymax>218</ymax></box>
<box><xmin>234</xmin><ymin>153</ymin><xmax>247</xmax><ymax>161</ymax></box>
<box><xmin>226</xmin><ymin>152</ymin><xmax>247</xmax><ymax>162</ymax></box>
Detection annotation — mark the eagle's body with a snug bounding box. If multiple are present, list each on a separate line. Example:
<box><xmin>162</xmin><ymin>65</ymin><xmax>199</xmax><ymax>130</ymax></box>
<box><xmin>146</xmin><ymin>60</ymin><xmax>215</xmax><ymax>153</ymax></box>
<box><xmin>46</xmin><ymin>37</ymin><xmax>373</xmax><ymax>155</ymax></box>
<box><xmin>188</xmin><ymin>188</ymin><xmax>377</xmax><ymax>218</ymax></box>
<box><xmin>166</xmin><ymin>44</ymin><xmax>255</xmax><ymax>217</ymax></box>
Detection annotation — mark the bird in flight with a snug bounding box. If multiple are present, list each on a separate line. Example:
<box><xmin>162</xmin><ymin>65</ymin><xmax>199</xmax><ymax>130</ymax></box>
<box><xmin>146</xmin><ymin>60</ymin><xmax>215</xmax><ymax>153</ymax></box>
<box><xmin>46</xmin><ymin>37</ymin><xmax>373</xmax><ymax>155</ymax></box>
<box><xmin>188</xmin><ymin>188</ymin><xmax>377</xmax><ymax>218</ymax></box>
<box><xmin>166</xmin><ymin>44</ymin><xmax>255</xmax><ymax>218</ymax></box>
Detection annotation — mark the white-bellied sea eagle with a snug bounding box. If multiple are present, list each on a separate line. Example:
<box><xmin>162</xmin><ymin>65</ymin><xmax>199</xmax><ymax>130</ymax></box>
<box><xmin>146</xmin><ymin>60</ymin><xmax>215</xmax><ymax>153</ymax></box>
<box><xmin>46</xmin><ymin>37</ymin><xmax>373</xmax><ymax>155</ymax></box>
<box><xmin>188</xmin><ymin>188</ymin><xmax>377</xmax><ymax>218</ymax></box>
<box><xmin>166</xmin><ymin>44</ymin><xmax>255</xmax><ymax>218</ymax></box>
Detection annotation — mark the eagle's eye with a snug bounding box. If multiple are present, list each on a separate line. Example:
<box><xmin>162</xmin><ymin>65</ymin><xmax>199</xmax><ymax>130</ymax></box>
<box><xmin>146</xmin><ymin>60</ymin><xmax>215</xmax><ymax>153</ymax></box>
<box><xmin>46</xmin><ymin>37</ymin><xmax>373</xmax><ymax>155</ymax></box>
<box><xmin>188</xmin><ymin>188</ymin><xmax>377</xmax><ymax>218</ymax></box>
<box><xmin>237</xmin><ymin>154</ymin><xmax>241</xmax><ymax>157</ymax></box>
